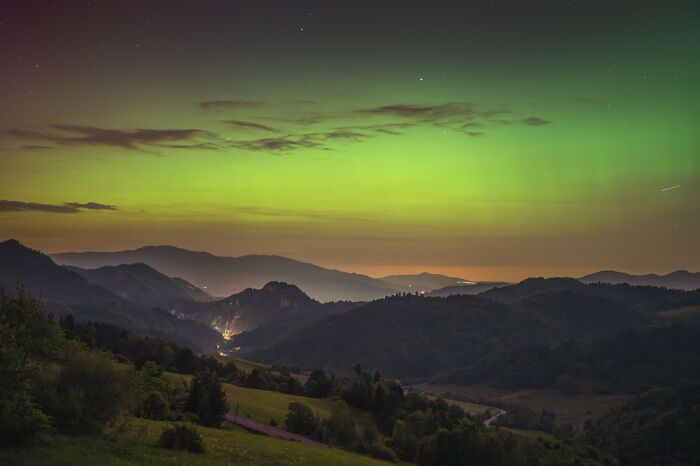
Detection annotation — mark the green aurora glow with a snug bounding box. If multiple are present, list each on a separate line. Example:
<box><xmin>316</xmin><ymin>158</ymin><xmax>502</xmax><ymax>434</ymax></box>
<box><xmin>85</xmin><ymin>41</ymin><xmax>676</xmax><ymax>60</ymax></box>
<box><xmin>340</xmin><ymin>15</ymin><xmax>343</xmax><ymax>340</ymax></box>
<box><xmin>1</xmin><ymin>1</ymin><xmax>698</xmax><ymax>280</ymax></box>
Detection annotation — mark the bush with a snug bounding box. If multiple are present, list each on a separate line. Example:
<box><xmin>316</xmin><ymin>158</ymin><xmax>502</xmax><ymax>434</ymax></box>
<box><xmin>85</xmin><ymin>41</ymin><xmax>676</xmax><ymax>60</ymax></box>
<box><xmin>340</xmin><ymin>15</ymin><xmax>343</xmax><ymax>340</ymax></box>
<box><xmin>158</xmin><ymin>423</ymin><xmax>206</xmax><ymax>453</ymax></box>
<box><xmin>285</xmin><ymin>402</ymin><xmax>318</xmax><ymax>437</ymax></box>
<box><xmin>46</xmin><ymin>340</ymin><xmax>130</xmax><ymax>434</ymax></box>
<box><xmin>364</xmin><ymin>443</ymin><xmax>398</xmax><ymax>463</ymax></box>
<box><xmin>140</xmin><ymin>391</ymin><xmax>169</xmax><ymax>420</ymax></box>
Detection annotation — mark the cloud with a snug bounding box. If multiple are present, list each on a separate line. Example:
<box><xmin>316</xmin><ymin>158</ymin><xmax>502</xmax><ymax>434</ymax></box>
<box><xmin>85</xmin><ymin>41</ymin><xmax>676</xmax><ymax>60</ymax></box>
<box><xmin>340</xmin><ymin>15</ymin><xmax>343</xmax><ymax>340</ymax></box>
<box><xmin>223</xmin><ymin>120</ymin><xmax>278</xmax><ymax>132</ymax></box>
<box><xmin>227</xmin><ymin>134</ymin><xmax>324</xmax><ymax>152</ymax></box>
<box><xmin>199</xmin><ymin>100</ymin><xmax>267</xmax><ymax>111</ymax></box>
<box><xmin>322</xmin><ymin>129</ymin><xmax>369</xmax><ymax>142</ymax></box>
<box><xmin>7</xmin><ymin>125</ymin><xmax>215</xmax><ymax>151</ymax></box>
<box><xmin>0</xmin><ymin>200</ymin><xmax>118</xmax><ymax>213</ymax></box>
<box><xmin>520</xmin><ymin>117</ymin><xmax>550</xmax><ymax>126</ymax></box>
<box><xmin>63</xmin><ymin>202</ymin><xmax>117</xmax><ymax>211</ymax></box>
<box><xmin>358</xmin><ymin>103</ymin><xmax>507</xmax><ymax>124</ymax></box>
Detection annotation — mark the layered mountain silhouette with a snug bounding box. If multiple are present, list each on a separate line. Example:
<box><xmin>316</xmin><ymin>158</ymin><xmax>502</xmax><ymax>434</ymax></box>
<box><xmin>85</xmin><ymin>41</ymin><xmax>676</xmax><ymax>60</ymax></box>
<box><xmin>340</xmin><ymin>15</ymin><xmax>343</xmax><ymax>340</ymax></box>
<box><xmin>52</xmin><ymin>246</ymin><xmax>398</xmax><ymax>301</ymax></box>
<box><xmin>428</xmin><ymin>281</ymin><xmax>509</xmax><ymax>297</ymax></box>
<box><xmin>580</xmin><ymin>270</ymin><xmax>700</xmax><ymax>291</ymax></box>
<box><xmin>0</xmin><ymin>239</ymin><xmax>222</xmax><ymax>350</ymax></box>
<box><xmin>68</xmin><ymin>262</ymin><xmax>213</xmax><ymax>312</ymax></box>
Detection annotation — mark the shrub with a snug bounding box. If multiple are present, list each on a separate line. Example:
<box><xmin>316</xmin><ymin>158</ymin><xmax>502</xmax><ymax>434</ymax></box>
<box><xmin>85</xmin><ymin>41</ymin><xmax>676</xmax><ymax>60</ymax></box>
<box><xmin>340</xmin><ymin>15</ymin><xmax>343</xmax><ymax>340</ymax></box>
<box><xmin>285</xmin><ymin>402</ymin><xmax>318</xmax><ymax>436</ymax></box>
<box><xmin>364</xmin><ymin>443</ymin><xmax>398</xmax><ymax>463</ymax></box>
<box><xmin>47</xmin><ymin>340</ymin><xmax>130</xmax><ymax>434</ymax></box>
<box><xmin>158</xmin><ymin>423</ymin><xmax>206</xmax><ymax>453</ymax></box>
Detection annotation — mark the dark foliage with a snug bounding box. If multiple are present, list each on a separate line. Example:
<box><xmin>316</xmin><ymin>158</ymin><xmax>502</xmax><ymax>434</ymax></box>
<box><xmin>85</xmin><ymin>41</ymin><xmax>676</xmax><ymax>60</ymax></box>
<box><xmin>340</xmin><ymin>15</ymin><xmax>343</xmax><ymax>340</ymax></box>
<box><xmin>185</xmin><ymin>370</ymin><xmax>229</xmax><ymax>427</ymax></box>
<box><xmin>585</xmin><ymin>380</ymin><xmax>700</xmax><ymax>466</ymax></box>
<box><xmin>159</xmin><ymin>423</ymin><xmax>206</xmax><ymax>453</ymax></box>
<box><xmin>0</xmin><ymin>289</ymin><xmax>62</xmax><ymax>444</ymax></box>
<box><xmin>285</xmin><ymin>401</ymin><xmax>319</xmax><ymax>437</ymax></box>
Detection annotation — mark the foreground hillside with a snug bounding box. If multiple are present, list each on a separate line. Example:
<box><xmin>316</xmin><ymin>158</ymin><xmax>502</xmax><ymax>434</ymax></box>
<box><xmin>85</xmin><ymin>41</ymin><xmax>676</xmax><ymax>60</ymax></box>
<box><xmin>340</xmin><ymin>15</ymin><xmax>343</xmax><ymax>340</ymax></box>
<box><xmin>0</xmin><ymin>417</ymin><xmax>392</xmax><ymax>466</ymax></box>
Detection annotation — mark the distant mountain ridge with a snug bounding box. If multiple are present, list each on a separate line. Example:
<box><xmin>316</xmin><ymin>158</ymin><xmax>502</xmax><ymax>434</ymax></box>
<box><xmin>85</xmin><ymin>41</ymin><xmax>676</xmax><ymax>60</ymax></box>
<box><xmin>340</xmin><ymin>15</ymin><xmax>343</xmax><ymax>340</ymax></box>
<box><xmin>0</xmin><ymin>239</ymin><xmax>222</xmax><ymax>350</ymax></box>
<box><xmin>580</xmin><ymin>270</ymin><xmax>700</xmax><ymax>291</ymax></box>
<box><xmin>68</xmin><ymin>262</ymin><xmax>213</xmax><ymax>312</ymax></box>
<box><xmin>52</xmin><ymin>245</ymin><xmax>398</xmax><ymax>301</ymax></box>
<box><xmin>429</xmin><ymin>282</ymin><xmax>510</xmax><ymax>297</ymax></box>
<box><xmin>379</xmin><ymin>272</ymin><xmax>470</xmax><ymax>293</ymax></box>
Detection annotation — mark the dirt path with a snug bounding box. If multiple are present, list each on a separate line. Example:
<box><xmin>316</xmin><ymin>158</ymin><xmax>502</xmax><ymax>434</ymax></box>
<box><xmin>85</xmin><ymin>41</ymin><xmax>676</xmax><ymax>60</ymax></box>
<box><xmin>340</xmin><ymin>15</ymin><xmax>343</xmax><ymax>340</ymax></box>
<box><xmin>482</xmin><ymin>408</ymin><xmax>507</xmax><ymax>427</ymax></box>
<box><xmin>224</xmin><ymin>413</ymin><xmax>327</xmax><ymax>448</ymax></box>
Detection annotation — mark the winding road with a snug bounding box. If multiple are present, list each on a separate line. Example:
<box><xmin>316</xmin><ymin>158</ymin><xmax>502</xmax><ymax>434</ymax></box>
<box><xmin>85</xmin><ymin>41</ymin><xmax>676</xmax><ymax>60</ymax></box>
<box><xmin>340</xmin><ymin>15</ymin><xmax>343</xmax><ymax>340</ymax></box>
<box><xmin>482</xmin><ymin>407</ymin><xmax>507</xmax><ymax>427</ymax></box>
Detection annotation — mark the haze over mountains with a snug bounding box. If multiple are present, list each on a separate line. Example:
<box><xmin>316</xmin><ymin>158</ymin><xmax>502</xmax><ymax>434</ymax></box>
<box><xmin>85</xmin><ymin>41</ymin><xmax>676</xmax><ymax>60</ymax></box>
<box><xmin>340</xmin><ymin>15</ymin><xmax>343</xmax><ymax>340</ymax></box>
<box><xmin>68</xmin><ymin>262</ymin><xmax>213</xmax><ymax>311</ymax></box>
<box><xmin>51</xmin><ymin>244</ymin><xmax>699</xmax><ymax>302</ymax></box>
<box><xmin>4</xmin><ymin>238</ymin><xmax>700</xmax><ymax>359</ymax></box>
<box><xmin>52</xmin><ymin>246</ymin><xmax>398</xmax><ymax>302</ymax></box>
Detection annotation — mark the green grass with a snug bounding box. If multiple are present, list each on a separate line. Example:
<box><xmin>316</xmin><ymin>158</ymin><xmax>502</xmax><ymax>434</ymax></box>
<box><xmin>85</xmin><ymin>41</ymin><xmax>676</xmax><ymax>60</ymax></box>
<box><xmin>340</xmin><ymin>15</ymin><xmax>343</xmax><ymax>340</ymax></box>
<box><xmin>168</xmin><ymin>372</ymin><xmax>375</xmax><ymax>431</ymax></box>
<box><xmin>209</xmin><ymin>354</ymin><xmax>270</xmax><ymax>373</ymax></box>
<box><xmin>0</xmin><ymin>418</ymin><xmax>393</xmax><ymax>466</ymax></box>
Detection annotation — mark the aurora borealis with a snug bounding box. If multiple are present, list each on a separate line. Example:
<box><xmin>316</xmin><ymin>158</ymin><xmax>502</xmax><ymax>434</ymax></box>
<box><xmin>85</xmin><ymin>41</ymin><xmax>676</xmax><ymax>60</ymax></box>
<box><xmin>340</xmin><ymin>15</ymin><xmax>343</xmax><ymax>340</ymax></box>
<box><xmin>1</xmin><ymin>1</ymin><xmax>698</xmax><ymax>281</ymax></box>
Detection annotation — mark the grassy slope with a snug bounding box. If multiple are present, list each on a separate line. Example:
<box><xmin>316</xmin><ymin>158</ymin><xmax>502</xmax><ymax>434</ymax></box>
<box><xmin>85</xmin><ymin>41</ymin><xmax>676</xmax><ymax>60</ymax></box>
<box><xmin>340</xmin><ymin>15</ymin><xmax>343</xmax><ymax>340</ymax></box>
<box><xmin>0</xmin><ymin>418</ymin><xmax>392</xmax><ymax>466</ymax></box>
<box><xmin>168</xmin><ymin>372</ymin><xmax>376</xmax><ymax>431</ymax></box>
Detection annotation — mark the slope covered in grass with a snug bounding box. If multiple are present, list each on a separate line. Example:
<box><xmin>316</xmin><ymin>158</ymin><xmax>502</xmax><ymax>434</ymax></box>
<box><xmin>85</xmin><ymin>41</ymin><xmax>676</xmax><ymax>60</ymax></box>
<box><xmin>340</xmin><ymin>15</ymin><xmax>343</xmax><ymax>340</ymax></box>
<box><xmin>0</xmin><ymin>417</ymin><xmax>393</xmax><ymax>466</ymax></box>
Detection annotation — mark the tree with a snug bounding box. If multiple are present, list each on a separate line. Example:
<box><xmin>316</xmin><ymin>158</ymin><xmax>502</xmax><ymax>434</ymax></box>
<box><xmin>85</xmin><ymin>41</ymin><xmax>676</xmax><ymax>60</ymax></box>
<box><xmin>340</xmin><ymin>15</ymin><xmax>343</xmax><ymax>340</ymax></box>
<box><xmin>324</xmin><ymin>401</ymin><xmax>358</xmax><ymax>447</ymax></box>
<box><xmin>305</xmin><ymin>368</ymin><xmax>334</xmax><ymax>398</ymax></box>
<box><xmin>185</xmin><ymin>370</ymin><xmax>228</xmax><ymax>427</ymax></box>
<box><xmin>0</xmin><ymin>289</ymin><xmax>62</xmax><ymax>444</ymax></box>
<box><xmin>285</xmin><ymin>402</ymin><xmax>318</xmax><ymax>437</ymax></box>
<box><xmin>390</xmin><ymin>419</ymin><xmax>419</xmax><ymax>461</ymax></box>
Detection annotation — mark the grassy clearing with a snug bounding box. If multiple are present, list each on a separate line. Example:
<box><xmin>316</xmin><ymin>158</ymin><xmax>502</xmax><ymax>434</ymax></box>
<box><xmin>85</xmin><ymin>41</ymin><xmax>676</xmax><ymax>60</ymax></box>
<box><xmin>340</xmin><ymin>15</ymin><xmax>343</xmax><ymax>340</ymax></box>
<box><xmin>0</xmin><ymin>417</ymin><xmax>392</xmax><ymax>466</ymax></box>
<box><xmin>408</xmin><ymin>383</ymin><xmax>630</xmax><ymax>428</ymax></box>
<box><xmin>168</xmin><ymin>372</ymin><xmax>375</xmax><ymax>431</ymax></box>
<box><xmin>209</xmin><ymin>354</ymin><xmax>270</xmax><ymax>373</ymax></box>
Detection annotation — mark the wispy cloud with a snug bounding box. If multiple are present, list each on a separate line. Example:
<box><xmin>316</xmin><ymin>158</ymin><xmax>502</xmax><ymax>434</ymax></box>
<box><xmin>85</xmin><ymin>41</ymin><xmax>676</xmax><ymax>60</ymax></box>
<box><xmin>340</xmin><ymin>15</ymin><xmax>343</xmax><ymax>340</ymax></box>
<box><xmin>7</xmin><ymin>125</ymin><xmax>216</xmax><ymax>151</ymax></box>
<box><xmin>227</xmin><ymin>134</ymin><xmax>324</xmax><ymax>152</ymax></box>
<box><xmin>0</xmin><ymin>200</ymin><xmax>117</xmax><ymax>213</ymax></box>
<box><xmin>199</xmin><ymin>100</ymin><xmax>267</xmax><ymax>111</ymax></box>
<box><xmin>521</xmin><ymin>117</ymin><xmax>550</xmax><ymax>126</ymax></box>
<box><xmin>63</xmin><ymin>202</ymin><xmax>117</xmax><ymax>211</ymax></box>
<box><xmin>223</xmin><ymin>120</ymin><xmax>278</xmax><ymax>132</ymax></box>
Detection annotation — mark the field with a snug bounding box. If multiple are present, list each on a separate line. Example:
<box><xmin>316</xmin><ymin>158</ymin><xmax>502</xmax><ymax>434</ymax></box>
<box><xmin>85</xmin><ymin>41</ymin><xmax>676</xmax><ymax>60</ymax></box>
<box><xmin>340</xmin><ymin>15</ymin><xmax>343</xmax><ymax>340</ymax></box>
<box><xmin>0</xmin><ymin>417</ymin><xmax>392</xmax><ymax>466</ymax></box>
<box><xmin>409</xmin><ymin>383</ymin><xmax>631</xmax><ymax>428</ymax></box>
<box><xmin>167</xmin><ymin>372</ymin><xmax>375</xmax><ymax>431</ymax></box>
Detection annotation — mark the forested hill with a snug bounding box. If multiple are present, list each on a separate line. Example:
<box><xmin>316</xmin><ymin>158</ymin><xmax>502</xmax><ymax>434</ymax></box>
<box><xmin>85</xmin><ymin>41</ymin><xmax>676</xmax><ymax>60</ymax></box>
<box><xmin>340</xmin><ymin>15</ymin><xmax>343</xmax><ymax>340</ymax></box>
<box><xmin>258</xmin><ymin>279</ymin><xmax>700</xmax><ymax>379</ymax></box>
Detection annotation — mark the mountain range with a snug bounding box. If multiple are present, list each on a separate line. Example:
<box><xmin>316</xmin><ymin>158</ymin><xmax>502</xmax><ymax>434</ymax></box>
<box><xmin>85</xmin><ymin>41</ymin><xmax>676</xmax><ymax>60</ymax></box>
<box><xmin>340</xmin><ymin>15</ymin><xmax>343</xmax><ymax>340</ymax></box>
<box><xmin>0</xmin><ymin>239</ymin><xmax>221</xmax><ymax>350</ymax></box>
<box><xmin>52</xmin><ymin>246</ymin><xmax>399</xmax><ymax>301</ymax></box>
<box><xmin>52</xmin><ymin>245</ymin><xmax>699</xmax><ymax>303</ymax></box>
<box><xmin>580</xmin><ymin>270</ymin><xmax>700</xmax><ymax>290</ymax></box>
<box><xmin>68</xmin><ymin>262</ymin><xmax>213</xmax><ymax>311</ymax></box>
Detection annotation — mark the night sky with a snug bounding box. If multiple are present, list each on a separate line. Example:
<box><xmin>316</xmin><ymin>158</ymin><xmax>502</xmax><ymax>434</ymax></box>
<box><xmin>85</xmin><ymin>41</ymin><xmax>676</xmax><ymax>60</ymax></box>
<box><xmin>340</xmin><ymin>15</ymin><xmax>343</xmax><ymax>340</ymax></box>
<box><xmin>1</xmin><ymin>1</ymin><xmax>698</xmax><ymax>280</ymax></box>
